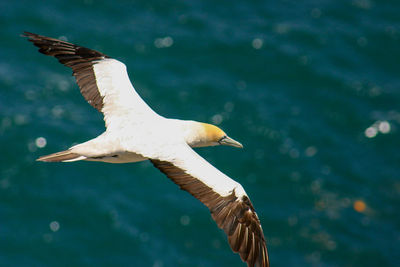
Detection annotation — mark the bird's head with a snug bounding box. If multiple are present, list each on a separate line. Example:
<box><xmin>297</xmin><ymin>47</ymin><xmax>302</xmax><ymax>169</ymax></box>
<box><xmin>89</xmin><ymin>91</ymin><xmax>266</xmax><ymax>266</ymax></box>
<box><xmin>185</xmin><ymin>122</ymin><xmax>243</xmax><ymax>148</ymax></box>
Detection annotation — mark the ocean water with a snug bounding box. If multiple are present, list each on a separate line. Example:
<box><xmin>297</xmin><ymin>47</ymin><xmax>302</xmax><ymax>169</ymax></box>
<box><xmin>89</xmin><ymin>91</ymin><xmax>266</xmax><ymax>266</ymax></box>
<box><xmin>1</xmin><ymin>1</ymin><xmax>399</xmax><ymax>266</ymax></box>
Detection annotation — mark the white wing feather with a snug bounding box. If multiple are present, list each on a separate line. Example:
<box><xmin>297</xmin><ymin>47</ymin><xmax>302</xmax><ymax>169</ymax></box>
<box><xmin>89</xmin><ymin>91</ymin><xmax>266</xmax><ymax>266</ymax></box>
<box><xmin>93</xmin><ymin>59</ymin><xmax>160</xmax><ymax>129</ymax></box>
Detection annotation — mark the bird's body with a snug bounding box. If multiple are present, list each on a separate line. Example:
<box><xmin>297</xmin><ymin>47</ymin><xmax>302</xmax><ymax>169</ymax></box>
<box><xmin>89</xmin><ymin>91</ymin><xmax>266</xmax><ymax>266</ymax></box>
<box><xmin>24</xmin><ymin>32</ymin><xmax>269</xmax><ymax>267</ymax></box>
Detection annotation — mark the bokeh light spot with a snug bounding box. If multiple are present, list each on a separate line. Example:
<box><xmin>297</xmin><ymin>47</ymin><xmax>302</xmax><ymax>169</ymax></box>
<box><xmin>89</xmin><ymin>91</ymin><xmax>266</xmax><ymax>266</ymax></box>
<box><xmin>252</xmin><ymin>38</ymin><xmax>263</xmax><ymax>49</ymax></box>
<box><xmin>35</xmin><ymin>137</ymin><xmax>47</xmax><ymax>148</ymax></box>
<box><xmin>378</xmin><ymin>121</ymin><xmax>390</xmax><ymax>134</ymax></box>
<box><xmin>49</xmin><ymin>221</ymin><xmax>60</xmax><ymax>232</ymax></box>
<box><xmin>305</xmin><ymin>146</ymin><xmax>317</xmax><ymax>157</ymax></box>
<box><xmin>365</xmin><ymin>127</ymin><xmax>377</xmax><ymax>138</ymax></box>
<box><xmin>353</xmin><ymin>200</ymin><xmax>366</xmax><ymax>213</ymax></box>
<box><xmin>211</xmin><ymin>114</ymin><xmax>223</xmax><ymax>125</ymax></box>
<box><xmin>154</xmin><ymin>37</ymin><xmax>174</xmax><ymax>48</ymax></box>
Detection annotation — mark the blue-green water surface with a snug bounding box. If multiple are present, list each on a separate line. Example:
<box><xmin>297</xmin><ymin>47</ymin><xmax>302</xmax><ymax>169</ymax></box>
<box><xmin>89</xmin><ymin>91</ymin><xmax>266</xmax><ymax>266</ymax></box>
<box><xmin>1</xmin><ymin>1</ymin><xmax>399</xmax><ymax>266</ymax></box>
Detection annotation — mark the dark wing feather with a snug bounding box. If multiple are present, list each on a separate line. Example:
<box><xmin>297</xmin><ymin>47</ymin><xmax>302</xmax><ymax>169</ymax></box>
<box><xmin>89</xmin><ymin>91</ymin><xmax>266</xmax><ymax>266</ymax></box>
<box><xmin>151</xmin><ymin>159</ymin><xmax>269</xmax><ymax>267</ymax></box>
<box><xmin>23</xmin><ymin>32</ymin><xmax>108</xmax><ymax>112</ymax></box>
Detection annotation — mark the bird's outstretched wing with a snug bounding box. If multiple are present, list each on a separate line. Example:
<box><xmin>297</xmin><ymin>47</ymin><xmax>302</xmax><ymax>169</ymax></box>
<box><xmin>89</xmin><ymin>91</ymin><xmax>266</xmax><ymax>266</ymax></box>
<box><xmin>23</xmin><ymin>32</ymin><xmax>158</xmax><ymax>129</ymax></box>
<box><xmin>149</xmin><ymin>144</ymin><xmax>269</xmax><ymax>267</ymax></box>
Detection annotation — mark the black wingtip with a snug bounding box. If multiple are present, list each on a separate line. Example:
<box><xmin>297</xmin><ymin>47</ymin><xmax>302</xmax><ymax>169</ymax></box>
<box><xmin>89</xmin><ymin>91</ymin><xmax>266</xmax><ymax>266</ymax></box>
<box><xmin>22</xmin><ymin>31</ymin><xmax>37</xmax><ymax>39</ymax></box>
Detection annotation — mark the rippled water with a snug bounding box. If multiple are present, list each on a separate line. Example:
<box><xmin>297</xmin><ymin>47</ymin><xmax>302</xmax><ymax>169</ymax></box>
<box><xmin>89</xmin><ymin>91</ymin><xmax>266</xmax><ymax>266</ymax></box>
<box><xmin>1</xmin><ymin>1</ymin><xmax>399</xmax><ymax>266</ymax></box>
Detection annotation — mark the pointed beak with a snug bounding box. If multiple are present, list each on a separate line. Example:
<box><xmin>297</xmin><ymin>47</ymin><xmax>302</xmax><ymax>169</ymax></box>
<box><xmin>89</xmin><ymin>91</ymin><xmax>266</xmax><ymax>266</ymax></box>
<box><xmin>218</xmin><ymin>136</ymin><xmax>243</xmax><ymax>148</ymax></box>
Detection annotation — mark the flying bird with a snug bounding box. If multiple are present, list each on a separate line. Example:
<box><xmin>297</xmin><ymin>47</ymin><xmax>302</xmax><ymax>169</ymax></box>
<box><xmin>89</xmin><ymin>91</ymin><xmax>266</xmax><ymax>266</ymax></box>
<box><xmin>24</xmin><ymin>32</ymin><xmax>269</xmax><ymax>267</ymax></box>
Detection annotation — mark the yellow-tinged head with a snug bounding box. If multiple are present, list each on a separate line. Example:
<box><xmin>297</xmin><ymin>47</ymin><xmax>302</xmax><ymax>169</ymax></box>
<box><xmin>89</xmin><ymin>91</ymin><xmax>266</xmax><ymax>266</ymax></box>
<box><xmin>196</xmin><ymin>122</ymin><xmax>243</xmax><ymax>148</ymax></box>
<box><xmin>181</xmin><ymin>120</ymin><xmax>243</xmax><ymax>148</ymax></box>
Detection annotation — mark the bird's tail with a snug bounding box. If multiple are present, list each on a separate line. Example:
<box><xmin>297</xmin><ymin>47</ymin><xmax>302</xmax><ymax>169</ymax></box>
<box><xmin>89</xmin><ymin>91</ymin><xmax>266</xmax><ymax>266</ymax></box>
<box><xmin>37</xmin><ymin>149</ymin><xmax>87</xmax><ymax>162</ymax></box>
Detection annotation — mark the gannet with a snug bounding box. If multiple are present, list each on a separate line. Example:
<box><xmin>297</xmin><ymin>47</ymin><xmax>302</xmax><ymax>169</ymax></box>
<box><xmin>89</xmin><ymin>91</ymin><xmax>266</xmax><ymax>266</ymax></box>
<box><xmin>24</xmin><ymin>32</ymin><xmax>269</xmax><ymax>267</ymax></box>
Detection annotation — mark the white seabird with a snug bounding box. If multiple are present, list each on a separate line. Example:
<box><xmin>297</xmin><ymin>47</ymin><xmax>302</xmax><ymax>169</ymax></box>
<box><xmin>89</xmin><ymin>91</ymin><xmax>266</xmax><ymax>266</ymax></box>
<box><xmin>24</xmin><ymin>32</ymin><xmax>269</xmax><ymax>267</ymax></box>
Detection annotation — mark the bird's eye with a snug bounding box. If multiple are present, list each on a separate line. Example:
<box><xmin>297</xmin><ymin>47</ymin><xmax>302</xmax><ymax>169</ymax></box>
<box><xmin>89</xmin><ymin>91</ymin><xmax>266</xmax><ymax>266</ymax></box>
<box><xmin>218</xmin><ymin>135</ymin><xmax>227</xmax><ymax>143</ymax></box>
